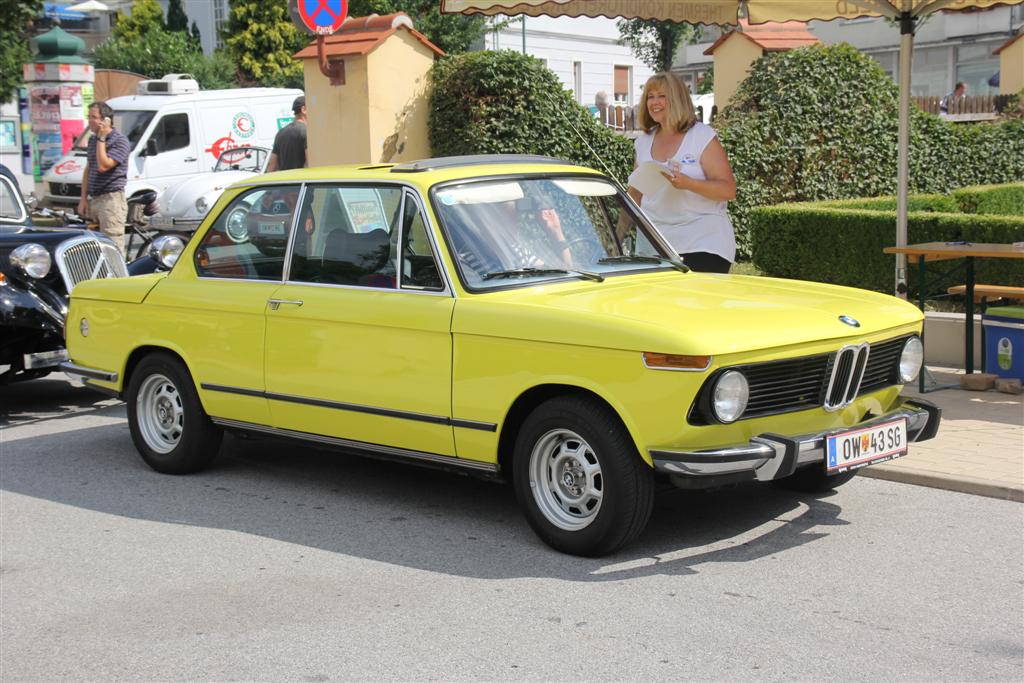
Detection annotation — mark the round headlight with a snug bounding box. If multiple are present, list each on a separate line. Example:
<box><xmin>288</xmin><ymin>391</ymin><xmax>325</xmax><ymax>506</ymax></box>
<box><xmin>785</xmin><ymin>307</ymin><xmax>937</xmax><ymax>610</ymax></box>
<box><xmin>151</xmin><ymin>234</ymin><xmax>185</xmax><ymax>269</ymax></box>
<box><xmin>10</xmin><ymin>243</ymin><xmax>51</xmax><ymax>279</ymax></box>
<box><xmin>226</xmin><ymin>207</ymin><xmax>249</xmax><ymax>243</ymax></box>
<box><xmin>898</xmin><ymin>336</ymin><xmax>924</xmax><ymax>383</ymax></box>
<box><xmin>195</xmin><ymin>195</ymin><xmax>210</xmax><ymax>214</ymax></box>
<box><xmin>712</xmin><ymin>370</ymin><xmax>749</xmax><ymax>423</ymax></box>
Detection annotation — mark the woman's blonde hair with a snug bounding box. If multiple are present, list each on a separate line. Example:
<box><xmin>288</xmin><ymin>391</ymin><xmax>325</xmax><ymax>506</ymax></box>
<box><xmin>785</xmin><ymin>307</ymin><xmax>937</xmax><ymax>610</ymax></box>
<box><xmin>638</xmin><ymin>72</ymin><xmax>697</xmax><ymax>134</ymax></box>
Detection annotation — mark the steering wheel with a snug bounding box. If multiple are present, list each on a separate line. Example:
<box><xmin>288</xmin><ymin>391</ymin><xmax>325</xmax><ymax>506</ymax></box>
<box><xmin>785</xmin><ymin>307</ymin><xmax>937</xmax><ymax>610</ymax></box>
<box><xmin>562</xmin><ymin>236</ymin><xmax>605</xmax><ymax>264</ymax></box>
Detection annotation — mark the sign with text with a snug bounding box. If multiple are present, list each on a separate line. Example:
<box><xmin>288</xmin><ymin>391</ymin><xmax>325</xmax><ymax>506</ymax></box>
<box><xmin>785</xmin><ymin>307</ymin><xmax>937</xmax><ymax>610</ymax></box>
<box><xmin>289</xmin><ymin>0</ymin><xmax>348</xmax><ymax>36</ymax></box>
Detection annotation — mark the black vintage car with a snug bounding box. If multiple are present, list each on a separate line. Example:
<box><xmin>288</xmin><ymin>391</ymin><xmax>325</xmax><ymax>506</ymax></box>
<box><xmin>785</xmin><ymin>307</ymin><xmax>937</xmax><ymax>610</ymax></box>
<box><xmin>0</xmin><ymin>164</ymin><xmax>127</xmax><ymax>383</ymax></box>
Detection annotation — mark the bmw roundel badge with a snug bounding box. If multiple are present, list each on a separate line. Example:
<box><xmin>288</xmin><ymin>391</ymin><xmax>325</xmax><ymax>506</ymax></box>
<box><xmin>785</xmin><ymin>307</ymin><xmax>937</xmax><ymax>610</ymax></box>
<box><xmin>839</xmin><ymin>315</ymin><xmax>860</xmax><ymax>328</ymax></box>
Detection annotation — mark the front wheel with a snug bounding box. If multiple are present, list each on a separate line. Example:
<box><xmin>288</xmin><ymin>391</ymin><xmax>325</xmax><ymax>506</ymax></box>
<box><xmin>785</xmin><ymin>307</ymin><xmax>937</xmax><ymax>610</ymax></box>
<box><xmin>513</xmin><ymin>396</ymin><xmax>654</xmax><ymax>556</ymax></box>
<box><xmin>126</xmin><ymin>353</ymin><xmax>222</xmax><ymax>474</ymax></box>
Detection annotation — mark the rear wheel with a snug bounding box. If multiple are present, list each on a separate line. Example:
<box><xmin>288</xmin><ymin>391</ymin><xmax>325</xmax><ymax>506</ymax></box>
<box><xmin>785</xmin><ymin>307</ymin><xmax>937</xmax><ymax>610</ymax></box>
<box><xmin>513</xmin><ymin>396</ymin><xmax>654</xmax><ymax>556</ymax></box>
<box><xmin>774</xmin><ymin>466</ymin><xmax>857</xmax><ymax>493</ymax></box>
<box><xmin>126</xmin><ymin>353</ymin><xmax>222</xmax><ymax>474</ymax></box>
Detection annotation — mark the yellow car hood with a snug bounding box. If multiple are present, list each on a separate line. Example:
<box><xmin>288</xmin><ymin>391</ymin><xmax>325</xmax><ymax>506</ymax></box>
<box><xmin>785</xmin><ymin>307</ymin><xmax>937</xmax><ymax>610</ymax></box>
<box><xmin>71</xmin><ymin>272</ymin><xmax>166</xmax><ymax>303</ymax></box>
<box><xmin>453</xmin><ymin>272</ymin><xmax>923</xmax><ymax>355</ymax></box>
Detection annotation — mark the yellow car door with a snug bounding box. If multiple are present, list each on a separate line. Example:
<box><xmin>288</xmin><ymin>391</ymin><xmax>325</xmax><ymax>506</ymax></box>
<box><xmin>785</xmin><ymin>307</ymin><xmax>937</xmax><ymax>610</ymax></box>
<box><xmin>263</xmin><ymin>185</ymin><xmax>457</xmax><ymax>457</ymax></box>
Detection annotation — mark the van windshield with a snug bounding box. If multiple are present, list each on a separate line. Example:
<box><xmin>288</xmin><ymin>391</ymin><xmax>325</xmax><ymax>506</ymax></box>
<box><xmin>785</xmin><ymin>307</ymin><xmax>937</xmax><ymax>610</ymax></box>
<box><xmin>113</xmin><ymin>110</ymin><xmax>156</xmax><ymax>149</ymax></box>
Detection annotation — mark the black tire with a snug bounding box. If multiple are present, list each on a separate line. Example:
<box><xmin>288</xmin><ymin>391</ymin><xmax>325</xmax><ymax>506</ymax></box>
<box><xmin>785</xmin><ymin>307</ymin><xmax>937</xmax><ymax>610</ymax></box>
<box><xmin>773</xmin><ymin>466</ymin><xmax>857</xmax><ymax>493</ymax></box>
<box><xmin>512</xmin><ymin>395</ymin><xmax>654</xmax><ymax>557</ymax></box>
<box><xmin>126</xmin><ymin>352</ymin><xmax>222</xmax><ymax>474</ymax></box>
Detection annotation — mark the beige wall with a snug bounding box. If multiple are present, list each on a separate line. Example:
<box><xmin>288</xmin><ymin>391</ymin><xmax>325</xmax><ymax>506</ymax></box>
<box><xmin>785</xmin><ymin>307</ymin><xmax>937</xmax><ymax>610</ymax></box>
<box><xmin>366</xmin><ymin>32</ymin><xmax>434</xmax><ymax>163</ymax></box>
<box><xmin>999</xmin><ymin>39</ymin><xmax>1023</xmax><ymax>95</ymax></box>
<box><xmin>302</xmin><ymin>31</ymin><xmax>435</xmax><ymax>167</ymax></box>
<box><xmin>712</xmin><ymin>36</ymin><xmax>763</xmax><ymax>111</ymax></box>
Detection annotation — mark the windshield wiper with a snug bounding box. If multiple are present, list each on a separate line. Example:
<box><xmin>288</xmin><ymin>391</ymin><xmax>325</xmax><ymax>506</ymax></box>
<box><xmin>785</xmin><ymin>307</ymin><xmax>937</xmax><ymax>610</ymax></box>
<box><xmin>482</xmin><ymin>267</ymin><xmax>604</xmax><ymax>282</ymax></box>
<box><xmin>598</xmin><ymin>255</ymin><xmax>689</xmax><ymax>272</ymax></box>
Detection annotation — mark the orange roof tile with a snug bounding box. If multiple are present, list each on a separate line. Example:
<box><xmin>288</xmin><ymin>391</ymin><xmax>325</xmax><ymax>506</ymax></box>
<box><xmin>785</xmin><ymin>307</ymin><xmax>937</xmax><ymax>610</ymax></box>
<box><xmin>704</xmin><ymin>19</ymin><xmax>820</xmax><ymax>55</ymax></box>
<box><xmin>294</xmin><ymin>12</ymin><xmax>445</xmax><ymax>60</ymax></box>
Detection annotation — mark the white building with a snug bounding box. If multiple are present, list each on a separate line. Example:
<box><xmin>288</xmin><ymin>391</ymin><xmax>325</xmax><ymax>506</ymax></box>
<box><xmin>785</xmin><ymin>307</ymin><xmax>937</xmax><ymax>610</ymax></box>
<box><xmin>481</xmin><ymin>16</ymin><xmax>655</xmax><ymax>110</ymax></box>
<box><xmin>157</xmin><ymin>0</ymin><xmax>231</xmax><ymax>56</ymax></box>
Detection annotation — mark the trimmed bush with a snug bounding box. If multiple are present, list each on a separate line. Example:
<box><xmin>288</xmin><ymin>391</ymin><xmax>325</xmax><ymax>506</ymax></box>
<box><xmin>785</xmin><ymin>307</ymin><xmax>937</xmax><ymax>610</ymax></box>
<box><xmin>749</xmin><ymin>202</ymin><xmax>1024</xmax><ymax>296</ymax></box>
<box><xmin>716</xmin><ymin>44</ymin><xmax>1024</xmax><ymax>257</ymax></box>
<box><xmin>810</xmin><ymin>194</ymin><xmax>959</xmax><ymax>213</ymax></box>
<box><xmin>952</xmin><ymin>183</ymin><xmax>1024</xmax><ymax>216</ymax></box>
<box><xmin>428</xmin><ymin>51</ymin><xmax>634</xmax><ymax>183</ymax></box>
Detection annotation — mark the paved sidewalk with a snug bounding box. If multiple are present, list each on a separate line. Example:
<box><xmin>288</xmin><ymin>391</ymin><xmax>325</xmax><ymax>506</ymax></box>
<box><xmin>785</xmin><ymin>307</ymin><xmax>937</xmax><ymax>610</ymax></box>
<box><xmin>859</xmin><ymin>367</ymin><xmax>1024</xmax><ymax>502</ymax></box>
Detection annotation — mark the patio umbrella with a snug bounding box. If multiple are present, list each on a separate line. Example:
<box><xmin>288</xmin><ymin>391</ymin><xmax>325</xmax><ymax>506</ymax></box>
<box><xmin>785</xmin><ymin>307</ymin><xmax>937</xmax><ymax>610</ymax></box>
<box><xmin>441</xmin><ymin>0</ymin><xmax>1024</xmax><ymax>295</ymax></box>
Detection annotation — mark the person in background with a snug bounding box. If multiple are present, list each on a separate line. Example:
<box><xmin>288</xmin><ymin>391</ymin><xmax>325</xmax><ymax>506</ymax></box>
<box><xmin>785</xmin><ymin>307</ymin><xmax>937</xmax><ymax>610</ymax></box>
<box><xmin>78</xmin><ymin>101</ymin><xmax>130</xmax><ymax>255</ymax></box>
<box><xmin>940</xmin><ymin>82</ymin><xmax>967</xmax><ymax>114</ymax></box>
<box><xmin>266</xmin><ymin>95</ymin><xmax>308</xmax><ymax>172</ymax></box>
<box><xmin>628</xmin><ymin>72</ymin><xmax>737</xmax><ymax>273</ymax></box>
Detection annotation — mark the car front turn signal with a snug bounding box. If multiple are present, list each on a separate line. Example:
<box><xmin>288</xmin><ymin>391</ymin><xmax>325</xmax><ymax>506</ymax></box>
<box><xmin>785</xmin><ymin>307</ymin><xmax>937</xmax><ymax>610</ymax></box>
<box><xmin>642</xmin><ymin>352</ymin><xmax>711</xmax><ymax>371</ymax></box>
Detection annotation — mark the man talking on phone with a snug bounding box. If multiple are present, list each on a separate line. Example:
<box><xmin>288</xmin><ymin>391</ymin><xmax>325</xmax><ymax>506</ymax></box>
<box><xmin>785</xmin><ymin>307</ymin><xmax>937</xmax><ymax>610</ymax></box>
<box><xmin>79</xmin><ymin>101</ymin><xmax>130</xmax><ymax>255</ymax></box>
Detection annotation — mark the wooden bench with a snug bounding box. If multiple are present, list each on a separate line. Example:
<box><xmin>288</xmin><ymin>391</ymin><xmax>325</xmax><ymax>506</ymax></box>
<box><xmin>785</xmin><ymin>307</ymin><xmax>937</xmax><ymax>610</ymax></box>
<box><xmin>947</xmin><ymin>284</ymin><xmax>1024</xmax><ymax>302</ymax></box>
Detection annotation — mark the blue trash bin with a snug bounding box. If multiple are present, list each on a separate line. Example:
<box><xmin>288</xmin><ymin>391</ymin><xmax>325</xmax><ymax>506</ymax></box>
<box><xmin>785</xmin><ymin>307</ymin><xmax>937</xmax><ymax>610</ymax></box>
<box><xmin>982</xmin><ymin>305</ymin><xmax>1024</xmax><ymax>381</ymax></box>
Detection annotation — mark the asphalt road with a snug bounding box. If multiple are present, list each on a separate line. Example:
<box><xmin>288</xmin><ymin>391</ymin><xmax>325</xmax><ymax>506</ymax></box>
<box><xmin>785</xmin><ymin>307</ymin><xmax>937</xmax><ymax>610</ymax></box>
<box><xmin>2</xmin><ymin>375</ymin><xmax>1022</xmax><ymax>681</ymax></box>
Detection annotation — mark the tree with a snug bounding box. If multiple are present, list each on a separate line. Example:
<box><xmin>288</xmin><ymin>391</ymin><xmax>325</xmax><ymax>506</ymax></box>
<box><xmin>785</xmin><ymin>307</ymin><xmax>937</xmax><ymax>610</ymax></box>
<box><xmin>696</xmin><ymin>65</ymin><xmax>713</xmax><ymax>94</ymax></box>
<box><xmin>0</xmin><ymin>0</ymin><xmax>41</xmax><ymax>102</ymax></box>
<box><xmin>617</xmin><ymin>19</ymin><xmax>699</xmax><ymax>73</ymax></box>
<box><xmin>93</xmin><ymin>29</ymin><xmax>236</xmax><ymax>90</ymax></box>
<box><xmin>189</xmin><ymin>20</ymin><xmax>202</xmax><ymax>47</ymax></box>
<box><xmin>112</xmin><ymin>0</ymin><xmax>165</xmax><ymax>42</ymax></box>
<box><xmin>347</xmin><ymin>0</ymin><xmax>489</xmax><ymax>55</ymax></box>
<box><xmin>167</xmin><ymin>0</ymin><xmax>189</xmax><ymax>33</ymax></box>
<box><xmin>223</xmin><ymin>0</ymin><xmax>306</xmax><ymax>87</ymax></box>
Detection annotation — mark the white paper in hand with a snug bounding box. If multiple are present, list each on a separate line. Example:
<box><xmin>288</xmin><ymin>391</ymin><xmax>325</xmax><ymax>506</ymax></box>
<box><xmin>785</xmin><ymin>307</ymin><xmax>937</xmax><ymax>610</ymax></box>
<box><xmin>628</xmin><ymin>161</ymin><xmax>670</xmax><ymax>195</ymax></box>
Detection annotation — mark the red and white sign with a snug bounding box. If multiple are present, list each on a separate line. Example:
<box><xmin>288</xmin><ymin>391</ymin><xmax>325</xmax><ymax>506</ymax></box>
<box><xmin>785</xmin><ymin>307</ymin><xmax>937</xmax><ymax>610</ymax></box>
<box><xmin>289</xmin><ymin>0</ymin><xmax>348</xmax><ymax>36</ymax></box>
<box><xmin>52</xmin><ymin>159</ymin><xmax>82</xmax><ymax>175</ymax></box>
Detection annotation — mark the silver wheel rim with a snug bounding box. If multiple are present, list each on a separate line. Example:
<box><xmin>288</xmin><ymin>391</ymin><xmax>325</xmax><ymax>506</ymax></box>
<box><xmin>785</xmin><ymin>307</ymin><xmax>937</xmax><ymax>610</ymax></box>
<box><xmin>136</xmin><ymin>373</ymin><xmax>184</xmax><ymax>454</ymax></box>
<box><xmin>529</xmin><ymin>428</ymin><xmax>603</xmax><ymax>531</ymax></box>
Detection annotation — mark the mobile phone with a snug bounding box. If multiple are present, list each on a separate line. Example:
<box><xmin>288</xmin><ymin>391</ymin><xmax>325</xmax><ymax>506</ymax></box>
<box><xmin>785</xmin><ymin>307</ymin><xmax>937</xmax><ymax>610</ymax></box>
<box><xmin>104</xmin><ymin>116</ymin><xmax>112</xmax><ymax>126</ymax></box>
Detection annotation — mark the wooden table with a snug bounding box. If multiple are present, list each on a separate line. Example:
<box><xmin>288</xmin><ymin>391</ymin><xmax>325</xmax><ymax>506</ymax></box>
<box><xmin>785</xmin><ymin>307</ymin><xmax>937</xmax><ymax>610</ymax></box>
<box><xmin>884</xmin><ymin>242</ymin><xmax>1024</xmax><ymax>390</ymax></box>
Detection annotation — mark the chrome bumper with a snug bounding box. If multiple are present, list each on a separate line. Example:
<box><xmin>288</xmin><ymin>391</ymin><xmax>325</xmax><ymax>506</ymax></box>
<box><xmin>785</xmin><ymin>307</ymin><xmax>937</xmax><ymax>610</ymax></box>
<box><xmin>651</xmin><ymin>398</ymin><xmax>941</xmax><ymax>482</ymax></box>
<box><xmin>24</xmin><ymin>348</ymin><xmax>69</xmax><ymax>370</ymax></box>
<box><xmin>59</xmin><ymin>361</ymin><xmax>118</xmax><ymax>383</ymax></box>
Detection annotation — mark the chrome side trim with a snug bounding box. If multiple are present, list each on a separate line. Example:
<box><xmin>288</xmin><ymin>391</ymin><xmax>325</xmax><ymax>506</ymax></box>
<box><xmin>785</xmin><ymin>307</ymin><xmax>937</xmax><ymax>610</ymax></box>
<box><xmin>59</xmin><ymin>361</ymin><xmax>118</xmax><ymax>383</ymax></box>
<box><xmin>210</xmin><ymin>417</ymin><xmax>500</xmax><ymax>474</ymax></box>
<box><xmin>200</xmin><ymin>383</ymin><xmax>498</xmax><ymax>432</ymax></box>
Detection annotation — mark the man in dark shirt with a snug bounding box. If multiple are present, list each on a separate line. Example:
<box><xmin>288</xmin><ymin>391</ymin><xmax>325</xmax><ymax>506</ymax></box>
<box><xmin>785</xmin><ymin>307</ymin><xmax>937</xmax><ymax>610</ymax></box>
<box><xmin>78</xmin><ymin>101</ymin><xmax>130</xmax><ymax>255</ymax></box>
<box><xmin>266</xmin><ymin>95</ymin><xmax>307</xmax><ymax>172</ymax></box>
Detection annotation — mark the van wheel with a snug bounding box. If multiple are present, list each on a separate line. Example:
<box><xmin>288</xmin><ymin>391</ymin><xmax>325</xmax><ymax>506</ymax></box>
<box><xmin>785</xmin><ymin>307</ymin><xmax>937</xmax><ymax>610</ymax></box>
<box><xmin>513</xmin><ymin>396</ymin><xmax>654</xmax><ymax>557</ymax></box>
<box><xmin>774</xmin><ymin>467</ymin><xmax>857</xmax><ymax>493</ymax></box>
<box><xmin>126</xmin><ymin>353</ymin><xmax>222</xmax><ymax>474</ymax></box>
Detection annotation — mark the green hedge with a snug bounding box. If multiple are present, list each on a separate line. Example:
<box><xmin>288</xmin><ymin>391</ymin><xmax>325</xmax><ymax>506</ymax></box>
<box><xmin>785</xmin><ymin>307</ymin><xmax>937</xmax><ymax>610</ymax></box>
<box><xmin>428</xmin><ymin>51</ymin><xmax>634</xmax><ymax>183</ymax></box>
<box><xmin>952</xmin><ymin>183</ymin><xmax>1024</xmax><ymax>216</ymax></box>
<box><xmin>749</xmin><ymin>203</ymin><xmax>1024</xmax><ymax>295</ymax></box>
<box><xmin>808</xmin><ymin>194</ymin><xmax>959</xmax><ymax>213</ymax></box>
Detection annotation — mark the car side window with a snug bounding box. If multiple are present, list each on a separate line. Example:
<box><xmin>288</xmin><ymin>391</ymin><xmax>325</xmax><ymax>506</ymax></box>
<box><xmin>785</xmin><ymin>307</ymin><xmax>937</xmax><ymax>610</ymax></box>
<box><xmin>0</xmin><ymin>175</ymin><xmax>25</xmax><ymax>222</ymax></box>
<box><xmin>288</xmin><ymin>184</ymin><xmax>402</xmax><ymax>289</ymax></box>
<box><xmin>150</xmin><ymin>113</ymin><xmax>190</xmax><ymax>154</ymax></box>
<box><xmin>400</xmin><ymin>192</ymin><xmax>443</xmax><ymax>291</ymax></box>
<box><xmin>194</xmin><ymin>185</ymin><xmax>299</xmax><ymax>280</ymax></box>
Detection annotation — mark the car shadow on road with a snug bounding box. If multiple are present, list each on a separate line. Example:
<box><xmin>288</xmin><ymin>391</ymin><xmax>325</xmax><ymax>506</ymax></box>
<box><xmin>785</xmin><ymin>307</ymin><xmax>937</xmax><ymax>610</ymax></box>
<box><xmin>3</xmin><ymin>419</ymin><xmax>850</xmax><ymax>582</ymax></box>
<box><xmin>0</xmin><ymin>375</ymin><xmax>119</xmax><ymax>428</ymax></box>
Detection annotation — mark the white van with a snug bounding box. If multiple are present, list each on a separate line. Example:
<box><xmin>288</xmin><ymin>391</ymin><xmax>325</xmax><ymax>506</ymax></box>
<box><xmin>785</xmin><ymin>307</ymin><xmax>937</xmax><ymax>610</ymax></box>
<box><xmin>43</xmin><ymin>75</ymin><xmax>301</xmax><ymax>207</ymax></box>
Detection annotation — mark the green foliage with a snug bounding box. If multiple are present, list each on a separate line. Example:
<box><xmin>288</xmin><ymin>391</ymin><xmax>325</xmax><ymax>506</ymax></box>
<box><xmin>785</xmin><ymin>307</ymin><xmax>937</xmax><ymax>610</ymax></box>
<box><xmin>696</xmin><ymin>65</ymin><xmax>713</xmax><ymax>95</ymax></box>
<box><xmin>715</xmin><ymin>44</ymin><xmax>1024</xmax><ymax>258</ymax></box>
<box><xmin>112</xmin><ymin>0</ymin><xmax>165</xmax><ymax>42</ymax></box>
<box><xmin>223</xmin><ymin>0</ymin><xmax>306</xmax><ymax>87</ymax></box>
<box><xmin>167</xmin><ymin>0</ymin><xmax>189</xmax><ymax>33</ymax></box>
<box><xmin>0</xmin><ymin>0</ymin><xmax>41</xmax><ymax>102</ymax></box>
<box><xmin>428</xmin><ymin>51</ymin><xmax>634</xmax><ymax>183</ymax></box>
<box><xmin>616</xmin><ymin>19</ymin><xmax>699</xmax><ymax>73</ymax></box>
<box><xmin>348</xmin><ymin>1</ymin><xmax>490</xmax><ymax>55</ymax></box>
<box><xmin>748</xmin><ymin>185</ymin><xmax>1024</xmax><ymax>296</ymax></box>
<box><xmin>93</xmin><ymin>30</ymin><xmax>236</xmax><ymax>90</ymax></box>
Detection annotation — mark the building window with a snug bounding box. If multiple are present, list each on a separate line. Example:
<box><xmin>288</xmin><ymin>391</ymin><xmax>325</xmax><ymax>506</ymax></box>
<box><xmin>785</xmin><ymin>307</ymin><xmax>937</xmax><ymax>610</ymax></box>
<box><xmin>214</xmin><ymin>0</ymin><xmax>229</xmax><ymax>50</ymax></box>
<box><xmin>613</xmin><ymin>65</ymin><xmax>631</xmax><ymax>104</ymax></box>
<box><xmin>573</xmin><ymin>61</ymin><xmax>583</xmax><ymax>103</ymax></box>
<box><xmin>956</xmin><ymin>43</ymin><xmax>999</xmax><ymax>96</ymax></box>
<box><xmin>910</xmin><ymin>46</ymin><xmax>948</xmax><ymax>97</ymax></box>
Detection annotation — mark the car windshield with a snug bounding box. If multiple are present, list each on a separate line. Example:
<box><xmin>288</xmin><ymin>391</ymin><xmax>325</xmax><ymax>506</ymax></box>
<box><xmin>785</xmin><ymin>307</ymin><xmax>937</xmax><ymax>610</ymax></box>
<box><xmin>113</xmin><ymin>110</ymin><xmax>156</xmax><ymax>149</ymax></box>
<box><xmin>0</xmin><ymin>175</ymin><xmax>26</xmax><ymax>223</ymax></box>
<box><xmin>214</xmin><ymin>147</ymin><xmax>268</xmax><ymax>173</ymax></box>
<box><xmin>432</xmin><ymin>176</ymin><xmax>674</xmax><ymax>289</ymax></box>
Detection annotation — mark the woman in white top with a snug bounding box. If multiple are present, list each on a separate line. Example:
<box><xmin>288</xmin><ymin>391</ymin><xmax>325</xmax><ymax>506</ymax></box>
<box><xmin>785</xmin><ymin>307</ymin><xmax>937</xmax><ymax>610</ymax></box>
<box><xmin>628</xmin><ymin>72</ymin><xmax>737</xmax><ymax>273</ymax></box>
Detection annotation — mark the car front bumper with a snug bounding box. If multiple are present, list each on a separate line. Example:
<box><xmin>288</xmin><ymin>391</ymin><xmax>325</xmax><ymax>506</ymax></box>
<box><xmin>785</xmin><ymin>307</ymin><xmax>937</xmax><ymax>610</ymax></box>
<box><xmin>651</xmin><ymin>397</ymin><xmax>941</xmax><ymax>483</ymax></box>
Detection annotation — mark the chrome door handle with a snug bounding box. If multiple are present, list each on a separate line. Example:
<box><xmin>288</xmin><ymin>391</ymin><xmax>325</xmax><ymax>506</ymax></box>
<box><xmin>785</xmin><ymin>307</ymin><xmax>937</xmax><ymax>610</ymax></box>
<box><xmin>267</xmin><ymin>298</ymin><xmax>303</xmax><ymax>310</ymax></box>
<box><xmin>184</xmin><ymin>156</ymin><xmax>197</xmax><ymax>162</ymax></box>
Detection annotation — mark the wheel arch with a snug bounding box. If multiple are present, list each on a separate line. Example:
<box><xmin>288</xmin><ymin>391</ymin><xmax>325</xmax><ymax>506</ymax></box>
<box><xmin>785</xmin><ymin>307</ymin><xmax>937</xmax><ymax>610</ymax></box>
<box><xmin>497</xmin><ymin>383</ymin><xmax>649</xmax><ymax>477</ymax></box>
<box><xmin>123</xmin><ymin>344</ymin><xmax>196</xmax><ymax>398</ymax></box>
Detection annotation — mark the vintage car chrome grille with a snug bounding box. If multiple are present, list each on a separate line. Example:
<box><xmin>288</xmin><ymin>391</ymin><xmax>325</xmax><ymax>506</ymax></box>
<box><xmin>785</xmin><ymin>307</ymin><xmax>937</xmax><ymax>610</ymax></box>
<box><xmin>689</xmin><ymin>335</ymin><xmax>913</xmax><ymax>423</ymax></box>
<box><xmin>50</xmin><ymin>182</ymin><xmax>82</xmax><ymax>197</ymax></box>
<box><xmin>54</xmin><ymin>235</ymin><xmax>128</xmax><ymax>293</ymax></box>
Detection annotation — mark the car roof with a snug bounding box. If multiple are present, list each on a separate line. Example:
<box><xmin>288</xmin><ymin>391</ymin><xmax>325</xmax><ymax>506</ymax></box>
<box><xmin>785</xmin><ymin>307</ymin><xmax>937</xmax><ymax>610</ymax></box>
<box><xmin>233</xmin><ymin>155</ymin><xmax>607</xmax><ymax>192</ymax></box>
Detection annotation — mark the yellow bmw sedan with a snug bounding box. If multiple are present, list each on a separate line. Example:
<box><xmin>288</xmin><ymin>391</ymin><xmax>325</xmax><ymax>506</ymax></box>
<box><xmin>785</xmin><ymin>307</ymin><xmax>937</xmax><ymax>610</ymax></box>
<box><xmin>61</xmin><ymin>155</ymin><xmax>940</xmax><ymax>556</ymax></box>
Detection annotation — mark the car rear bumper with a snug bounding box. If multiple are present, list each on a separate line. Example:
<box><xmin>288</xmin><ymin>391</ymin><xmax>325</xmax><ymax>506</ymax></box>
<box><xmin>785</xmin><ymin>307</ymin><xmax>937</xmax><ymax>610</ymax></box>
<box><xmin>651</xmin><ymin>397</ymin><xmax>941</xmax><ymax>482</ymax></box>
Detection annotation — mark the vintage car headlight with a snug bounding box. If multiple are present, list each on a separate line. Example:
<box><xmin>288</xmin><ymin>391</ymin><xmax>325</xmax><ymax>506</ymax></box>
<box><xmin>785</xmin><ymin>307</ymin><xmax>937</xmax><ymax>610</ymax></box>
<box><xmin>195</xmin><ymin>195</ymin><xmax>210</xmax><ymax>214</ymax></box>
<box><xmin>898</xmin><ymin>336</ymin><xmax>924</xmax><ymax>383</ymax></box>
<box><xmin>712</xmin><ymin>370</ymin><xmax>749</xmax><ymax>423</ymax></box>
<box><xmin>151</xmin><ymin>234</ymin><xmax>185</xmax><ymax>269</ymax></box>
<box><xmin>10</xmin><ymin>243</ymin><xmax>51</xmax><ymax>279</ymax></box>
<box><xmin>226</xmin><ymin>207</ymin><xmax>250</xmax><ymax>243</ymax></box>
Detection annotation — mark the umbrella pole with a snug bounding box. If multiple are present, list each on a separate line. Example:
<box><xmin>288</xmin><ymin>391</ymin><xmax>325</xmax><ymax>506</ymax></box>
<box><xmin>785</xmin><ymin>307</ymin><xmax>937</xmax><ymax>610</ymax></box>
<box><xmin>895</xmin><ymin>11</ymin><xmax>916</xmax><ymax>299</ymax></box>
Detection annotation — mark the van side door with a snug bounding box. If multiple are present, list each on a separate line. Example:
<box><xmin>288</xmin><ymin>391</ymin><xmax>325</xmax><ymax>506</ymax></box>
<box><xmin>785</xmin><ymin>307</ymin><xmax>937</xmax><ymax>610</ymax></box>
<box><xmin>139</xmin><ymin>107</ymin><xmax>200</xmax><ymax>192</ymax></box>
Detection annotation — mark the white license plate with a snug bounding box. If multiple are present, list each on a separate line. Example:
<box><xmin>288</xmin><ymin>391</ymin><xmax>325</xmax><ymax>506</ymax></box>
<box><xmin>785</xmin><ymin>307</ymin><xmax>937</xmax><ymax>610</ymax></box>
<box><xmin>825</xmin><ymin>418</ymin><xmax>908</xmax><ymax>474</ymax></box>
<box><xmin>258</xmin><ymin>221</ymin><xmax>285</xmax><ymax>235</ymax></box>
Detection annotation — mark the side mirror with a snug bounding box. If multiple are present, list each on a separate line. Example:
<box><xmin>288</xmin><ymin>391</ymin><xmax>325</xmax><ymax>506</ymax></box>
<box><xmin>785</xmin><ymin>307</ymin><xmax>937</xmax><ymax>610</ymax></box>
<box><xmin>144</xmin><ymin>138</ymin><xmax>158</xmax><ymax>157</ymax></box>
